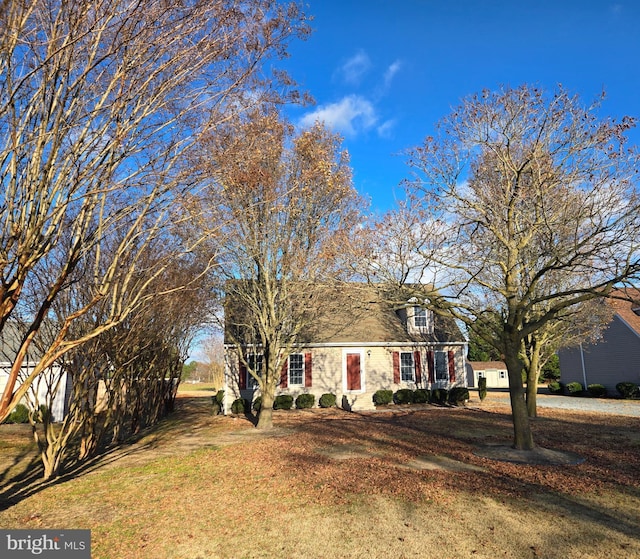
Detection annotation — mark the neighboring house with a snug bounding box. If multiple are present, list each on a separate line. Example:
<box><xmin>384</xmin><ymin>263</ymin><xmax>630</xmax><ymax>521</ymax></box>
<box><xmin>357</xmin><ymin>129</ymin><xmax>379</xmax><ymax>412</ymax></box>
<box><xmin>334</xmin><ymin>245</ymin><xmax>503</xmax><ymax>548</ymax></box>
<box><xmin>466</xmin><ymin>361</ymin><xmax>509</xmax><ymax>389</ymax></box>
<box><xmin>558</xmin><ymin>289</ymin><xmax>640</xmax><ymax>394</ymax></box>
<box><xmin>223</xmin><ymin>283</ymin><xmax>467</xmax><ymax>413</ymax></box>
<box><xmin>0</xmin><ymin>325</ymin><xmax>71</xmax><ymax>422</ymax></box>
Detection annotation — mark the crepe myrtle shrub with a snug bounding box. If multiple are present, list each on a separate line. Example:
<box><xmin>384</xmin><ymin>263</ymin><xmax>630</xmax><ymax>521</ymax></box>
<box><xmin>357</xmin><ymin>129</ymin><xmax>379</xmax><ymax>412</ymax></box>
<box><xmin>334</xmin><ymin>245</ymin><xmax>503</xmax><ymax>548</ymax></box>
<box><xmin>295</xmin><ymin>393</ymin><xmax>315</xmax><ymax>409</ymax></box>
<box><xmin>413</xmin><ymin>389</ymin><xmax>430</xmax><ymax>404</ymax></box>
<box><xmin>373</xmin><ymin>389</ymin><xmax>393</xmax><ymax>406</ymax></box>
<box><xmin>273</xmin><ymin>394</ymin><xmax>294</xmax><ymax>410</ymax></box>
<box><xmin>587</xmin><ymin>384</ymin><xmax>607</xmax><ymax>398</ymax></box>
<box><xmin>448</xmin><ymin>387</ymin><xmax>470</xmax><ymax>406</ymax></box>
<box><xmin>231</xmin><ymin>398</ymin><xmax>248</xmax><ymax>415</ymax></box>
<box><xmin>319</xmin><ymin>393</ymin><xmax>337</xmax><ymax>408</ymax></box>
<box><xmin>393</xmin><ymin>388</ymin><xmax>415</xmax><ymax>405</ymax></box>
<box><xmin>547</xmin><ymin>381</ymin><xmax>564</xmax><ymax>395</ymax></box>
<box><xmin>565</xmin><ymin>382</ymin><xmax>583</xmax><ymax>396</ymax></box>
<box><xmin>616</xmin><ymin>382</ymin><xmax>640</xmax><ymax>399</ymax></box>
<box><xmin>478</xmin><ymin>377</ymin><xmax>487</xmax><ymax>401</ymax></box>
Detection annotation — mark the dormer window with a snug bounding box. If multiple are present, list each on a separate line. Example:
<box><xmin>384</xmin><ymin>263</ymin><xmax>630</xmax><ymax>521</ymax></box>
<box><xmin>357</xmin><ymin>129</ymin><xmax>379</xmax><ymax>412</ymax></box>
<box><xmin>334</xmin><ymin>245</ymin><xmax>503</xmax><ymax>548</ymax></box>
<box><xmin>633</xmin><ymin>306</ymin><xmax>640</xmax><ymax>317</ymax></box>
<box><xmin>414</xmin><ymin>306</ymin><xmax>428</xmax><ymax>328</ymax></box>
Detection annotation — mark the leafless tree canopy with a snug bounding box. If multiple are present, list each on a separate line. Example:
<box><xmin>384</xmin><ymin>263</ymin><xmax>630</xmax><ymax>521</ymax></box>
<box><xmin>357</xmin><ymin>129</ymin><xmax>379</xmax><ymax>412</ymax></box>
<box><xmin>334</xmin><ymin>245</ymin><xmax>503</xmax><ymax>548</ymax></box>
<box><xmin>194</xmin><ymin>108</ymin><xmax>365</xmax><ymax>429</ymax></box>
<box><xmin>0</xmin><ymin>0</ymin><xmax>309</xmax><ymax>423</ymax></box>
<box><xmin>403</xmin><ymin>85</ymin><xmax>640</xmax><ymax>449</ymax></box>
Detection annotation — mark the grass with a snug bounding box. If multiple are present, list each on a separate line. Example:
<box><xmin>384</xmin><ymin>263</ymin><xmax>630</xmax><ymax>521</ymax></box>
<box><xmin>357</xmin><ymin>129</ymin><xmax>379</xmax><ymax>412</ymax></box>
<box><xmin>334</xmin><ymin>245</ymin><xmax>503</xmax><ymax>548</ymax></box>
<box><xmin>1</xmin><ymin>394</ymin><xmax>639</xmax><ymax>558</ymax></box>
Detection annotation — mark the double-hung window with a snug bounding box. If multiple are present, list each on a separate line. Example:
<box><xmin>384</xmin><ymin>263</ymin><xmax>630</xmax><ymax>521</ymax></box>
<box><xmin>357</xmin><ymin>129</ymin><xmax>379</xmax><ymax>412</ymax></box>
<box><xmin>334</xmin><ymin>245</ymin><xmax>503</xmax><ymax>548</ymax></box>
<box><xmin>435</xmin><ymin>351</ymin><xmax>448</xmax><ymax>382</ymax></box>
<box><xmin>413</xmin><ymin>306</ymin><xmax>427</xmax><ymax>328</ymax></box>
<box><xmin>288</xmin><ymin>353</ymin><xmax>304</xmax><ymax>386</ymax></box>
<box><xmin>247</xmin><ymin>354</ymin><xmax>262</xmax><ymax>389</ymax></box>
<box><xmin>400</xmin><ymin>352</ymin><xmax>415</xmax><ymax>382</ymax></box>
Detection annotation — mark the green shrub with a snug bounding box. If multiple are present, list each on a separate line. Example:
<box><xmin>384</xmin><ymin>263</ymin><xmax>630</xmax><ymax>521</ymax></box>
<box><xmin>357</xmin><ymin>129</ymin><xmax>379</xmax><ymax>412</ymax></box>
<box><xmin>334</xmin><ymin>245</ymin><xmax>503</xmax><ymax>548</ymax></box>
<box><xmin>319</xmin><ymin>393</ymin><xmax>337</xmax><ymax>408</ymax></box>
<box><xmin>295</xmin><ymin>393</ymin><xmax>315</xmax><ymax>409</ymax></box>
<box><xmin>587</xmin><ymin>384</ymin><xmax>607</xmax><ymax>398</ymax></box>
<box><xmin>565</xmin><ymin>381</ymin><xmax>583</xmax><ymax>396</ymax></box>
<box><xmin>7</xmin><ymin>404</ymin><xmax>30</xmax><ymax>424</ymax></box>
<box><xmin>393</xmin><ymin>388</ymin><xmax>414</xmax><ymax>405</ymax></box>
<box><xmin>430</xmin><ymin>388</ymin><xmax>448</xmax><ymax>405</ymax></box>
<box><xmin>616</xmin><ymin>382</ymin><xmax>640</xmax><ymax>399</ymax></box>
<box><xmin>478</xmin><ymin>377</ymin><xmax>487</xmax><ymax>401</ymax></box>
<box><xmin>413</xmin><ymin>389</ymin><xmax>430</xmax><ymax>404</ymax></box>
<box><xmin>548</xmin><ymin>381</ymin><xmax>564</xmax><ymax>394</ymax></box>
<box><xmin>252</xmin><ymin>396</ymin><xmax>262</xmax><ymax>412</ymax></box>
<box><xmin>448</xmin><ymin>387</ymin><xmax>470</xmax><ymax>405</ymax></box>
<box><xmin>373</xmin><ymin>389</ymin><xmax>393</xmax><ymax>406</ymax></box>
<box><xmin>231</xmin><ymin>398</ymin><xmax>247</xmax><ymax>414</ymax></box>
<box><xmin>273</xmin><ymin>394</ymin><xmax>294</xmax><ymax>410</ymax></box>
<box><xmin>211</xmin><ymin>390</ymin><xmax>224</xmax><ymax>415</ymax></box>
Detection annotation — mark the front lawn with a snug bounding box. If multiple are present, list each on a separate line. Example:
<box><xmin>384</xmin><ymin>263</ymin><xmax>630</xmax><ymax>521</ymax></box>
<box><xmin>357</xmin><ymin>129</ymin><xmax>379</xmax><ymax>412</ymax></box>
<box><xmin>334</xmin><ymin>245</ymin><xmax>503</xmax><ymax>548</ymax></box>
<box><xmin>1</xmin><ymin>394</ymin><xmax>639</xmax><ymax>558</ymax></box>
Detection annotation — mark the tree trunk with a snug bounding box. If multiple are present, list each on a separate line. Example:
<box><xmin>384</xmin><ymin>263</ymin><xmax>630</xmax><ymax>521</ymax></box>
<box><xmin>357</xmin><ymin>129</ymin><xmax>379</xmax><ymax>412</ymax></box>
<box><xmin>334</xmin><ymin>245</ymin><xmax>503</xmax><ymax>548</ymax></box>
<box><xmin>256</xmin><ymin>388</ymin><xmax>274</xmax><ymax>430</ymax></box>
<box><xmin>504</xmin><ymin>352</ymin><xmax>535</xmax><ymax>450</ymax></box>
<box><xmin>526</xmin><ymin>353</ymin><xmax>540</xmax><ymax>418</ymax></box>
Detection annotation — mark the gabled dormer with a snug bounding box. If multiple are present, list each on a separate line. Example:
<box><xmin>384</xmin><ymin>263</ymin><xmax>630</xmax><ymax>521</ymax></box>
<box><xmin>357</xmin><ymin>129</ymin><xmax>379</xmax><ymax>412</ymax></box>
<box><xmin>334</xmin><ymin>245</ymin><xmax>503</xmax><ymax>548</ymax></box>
<box><xmin>405</xmin><ymin>297</ymin><xmax>434</xmax><ymax>336</ymax></box>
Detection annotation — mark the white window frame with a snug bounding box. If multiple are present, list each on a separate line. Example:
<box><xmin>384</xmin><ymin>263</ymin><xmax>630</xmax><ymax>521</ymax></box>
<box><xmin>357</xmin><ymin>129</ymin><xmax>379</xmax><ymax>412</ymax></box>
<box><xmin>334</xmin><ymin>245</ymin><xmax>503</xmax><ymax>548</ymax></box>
<box><xmin>288</xmin><ymin>353</ymin><xmax>304</xmax><ymax>386</ymax></box>
<box><xmin>413</xmin><ymin>306</ymin><xmax>428</xmax><ymax>328</ymax></box>
<box><xmin>400</xmin><ymin>351</ymin><xmax>415</xmax><ymax>382</ymax></box>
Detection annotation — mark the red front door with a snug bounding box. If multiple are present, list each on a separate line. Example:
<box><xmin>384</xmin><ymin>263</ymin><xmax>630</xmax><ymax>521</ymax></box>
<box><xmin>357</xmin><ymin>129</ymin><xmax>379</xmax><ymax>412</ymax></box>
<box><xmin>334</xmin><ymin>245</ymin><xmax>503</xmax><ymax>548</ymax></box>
<box><xmin>346</xmin><ymin>353</ymin><xmax>361</xmax><ymax>391</ymax></box>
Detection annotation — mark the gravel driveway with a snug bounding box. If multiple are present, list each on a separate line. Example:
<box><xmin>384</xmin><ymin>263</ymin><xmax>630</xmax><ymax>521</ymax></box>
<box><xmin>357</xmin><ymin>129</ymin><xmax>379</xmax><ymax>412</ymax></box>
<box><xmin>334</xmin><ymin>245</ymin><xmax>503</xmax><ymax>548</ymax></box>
<box><xmin>483</xmin><ymin>389</ymin><xmax>640</xmax><ymax>417</ymax></box>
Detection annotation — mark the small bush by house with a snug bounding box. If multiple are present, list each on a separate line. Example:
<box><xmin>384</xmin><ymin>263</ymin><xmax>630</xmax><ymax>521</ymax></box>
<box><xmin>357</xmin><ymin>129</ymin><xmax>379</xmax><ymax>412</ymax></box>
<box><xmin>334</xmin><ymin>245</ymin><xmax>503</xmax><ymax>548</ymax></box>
<box><xmin>565</xmin><ymin>382</ymin><xmax>583</xmax><ymax>396</ymax></box>
<box><xmin>413</xmin><ymin>389</ymin><xmax>430</xmax><ymax>404</ymax></box>
<box><xmin>373</xmin><ymin>389</ymin><xmax>393</xmax><ymax>406</ymax></box>
<box><xmin>231</xmin><ymin>398</ymin><xmax>247</xmax><ymax>414</ymax></box>
<box><xmin>274</xmin><ymin>394</ymin><xmax>294</xmax><ymax>410</ymax></box>
<box><xmin>430</xmin><ymin>388</ymin><xmax>448</xmax><ymax>405</ymax></box>
<box><xmin>319</xmin><ymin>393</ymin><xmax>337</xmax><ymax>408</ymax></box>
<box><xmin>616</xmin><ymin>382</ymin><xmax>640</xmax><ymax>399</ymax></box>
<box><xmin>295</xmin><ymin>394</ymin><xmax>315</xmax><ymax>409</ymax></box>
<box><xmin>548</xmin><ymin>381</ymin><xmax>564</xmax><ymax>395</ymax></box>
<box><xmin>448</xmin><ymin>387</ymin><xmax>470</xmax><ymax>405</ymax></box>
<box><xmin>478</xmin><ymin>377</ymin><xmax>487</xmax><ymax>401</ymax></box>
<box><xmin>393</xmin><ymin>388</ymin><xmax>414</xmax><ymax>405</ymax></box>
<box><xmin>4</xmin><ymin>404</ymin><xmax>30</xmax><ymax>424</ymax></box>
<box><xmin>587</xmin><ymin>384</ymin><xmax>607</xmax><ymax>398</ymax></box>
<box><xmin>252</xmin><ymin>396</ymin><xmax>262</xmax><ymax>412</ymax></box>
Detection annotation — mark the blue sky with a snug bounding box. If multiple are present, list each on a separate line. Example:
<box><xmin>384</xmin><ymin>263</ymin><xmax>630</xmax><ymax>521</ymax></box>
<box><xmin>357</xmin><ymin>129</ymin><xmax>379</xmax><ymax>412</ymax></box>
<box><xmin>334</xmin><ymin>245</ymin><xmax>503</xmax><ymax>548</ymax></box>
<box><xmin>281</xmin><ymin>0</ymin><xmax>640</xmax><ymax>213</ymax></box>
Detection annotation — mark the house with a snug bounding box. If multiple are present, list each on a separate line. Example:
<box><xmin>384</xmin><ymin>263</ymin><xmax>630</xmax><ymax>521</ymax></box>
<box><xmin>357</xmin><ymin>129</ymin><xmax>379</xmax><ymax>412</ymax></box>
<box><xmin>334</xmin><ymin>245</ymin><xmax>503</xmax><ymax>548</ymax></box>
<box><xmin>223</xmin><ymin>283</ymin><xmax>467</xmax><ymax>412</ymax></box>
<box><xmin>465</xmin><ymin>361</ymin><xmax>509</xmax><ymax>388</ymax></box>
<box><xmin>558</xmin><ymin>289</ymin><xmax>640</xmax><ymax>394</ymax></box>
<box><xmin>0</xmin><ymin>324</ymin><xmax>72</xmax><ymax>422</ymax></box>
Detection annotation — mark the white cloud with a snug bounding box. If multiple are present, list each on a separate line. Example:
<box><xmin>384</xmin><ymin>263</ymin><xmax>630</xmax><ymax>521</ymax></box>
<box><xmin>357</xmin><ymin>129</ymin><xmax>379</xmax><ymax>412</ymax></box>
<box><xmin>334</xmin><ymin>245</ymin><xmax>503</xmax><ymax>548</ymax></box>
<box><xmin>336</xmin><ymin>50</ymin><xmax>372</xmax><ymax>85</ymax></box>
<box><xmin>383</xmin><ymin>60</ymin><xmax>402</xmax><ymax>90</ymax></box>
<box><xmin>299</xmin><ymin>95</ymin><xmax>377</xmax><ymax>137</ymax></box>
<box><xmin>377</xmin><ymin>119</ymin><xmax>397</xmax><ymax>138</ymax></box>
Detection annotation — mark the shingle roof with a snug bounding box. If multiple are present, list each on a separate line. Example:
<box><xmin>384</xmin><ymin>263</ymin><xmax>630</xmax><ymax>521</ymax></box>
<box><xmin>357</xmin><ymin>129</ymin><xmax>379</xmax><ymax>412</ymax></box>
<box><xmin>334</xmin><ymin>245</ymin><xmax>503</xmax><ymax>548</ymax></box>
<box><xmin>224</xmin><ymin>282</ymin><xmax>464</xmax><ymax>346</ymax></box>
<box><xmin>608</xmin><ymin>288</ymin><xmax>640</xmax><ymax>336</ymax></box>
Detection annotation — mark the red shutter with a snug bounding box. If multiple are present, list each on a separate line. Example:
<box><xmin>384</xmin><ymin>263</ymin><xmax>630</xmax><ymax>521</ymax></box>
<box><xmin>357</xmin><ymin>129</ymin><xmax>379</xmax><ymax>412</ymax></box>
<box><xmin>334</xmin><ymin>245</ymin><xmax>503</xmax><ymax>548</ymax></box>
<box><xmin>414</xmin><ymin>351</ymin><xmax>422</xmax><ymax>384</ymax></box>
<box><xmin>427</xmin><ymin>351</ymin><xmax>435</xmax><ymax>384</ymax></box>
<box><xmin>280</xmin><ymin>358</ymin><xmax>288</xmax><ymax>388</ymax></box>
<box><xmin>448</xmin><ymin>350</ymin><xmax>456</xmax><ymax>382</ymax></box>
<box><xmin>304</xmin><ymin>352</ymin><xmax>312</xmax><ymax>387</ymax></box>
<box><xmin>392</xmin><ymin>351</ymin><xmax>400</xmax><ymax>384</ymax></box>
<box><xmin>238</xmin><ymin>357</ymin><xmax>247</xmax><ymax>390</ymax></box>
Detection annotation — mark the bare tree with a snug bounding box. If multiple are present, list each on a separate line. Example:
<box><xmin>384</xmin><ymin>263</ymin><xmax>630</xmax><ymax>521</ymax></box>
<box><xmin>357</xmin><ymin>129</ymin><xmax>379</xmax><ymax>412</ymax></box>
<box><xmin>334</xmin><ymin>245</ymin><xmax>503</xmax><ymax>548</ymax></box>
<box><xmin>403</xmin><ymin>85</ymin><xmax>640</xmax><ymax>450</ymax></box>
<box><xmin>0</xmin><ymin>0</ymin><xmax>309</xmax><ymax>422</ymax></box>
<box><xmin>195</xmin><ymin>108</ymin><xmax>365</xmax><ymax>429</ymax></box>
